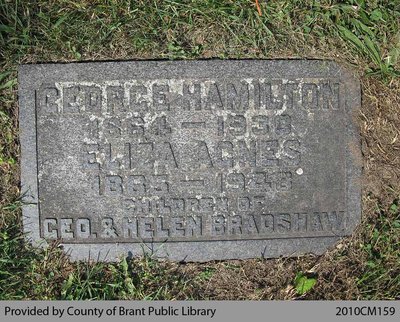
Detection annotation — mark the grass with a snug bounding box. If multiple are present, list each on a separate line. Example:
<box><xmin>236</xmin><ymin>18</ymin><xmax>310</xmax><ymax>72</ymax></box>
<box><xmin>357</xmin><ymin>200</ymin><xmax>400</xmax><ymax>299</ymax></box>
<box><xmin>0</xmin><ymin>0</ymin><xmax>400</xmax><ymax>300</ymax></box>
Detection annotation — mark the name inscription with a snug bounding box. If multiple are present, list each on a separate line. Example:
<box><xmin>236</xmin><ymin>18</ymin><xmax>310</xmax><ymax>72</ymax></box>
<box><xmin>42</xmin><ymin>211</ymin><xmax>347</xmax><ymax>242</ymax></box>
<box><xmin>38</xmin><ymin>78</ymin><xmax>343</xmax><ymax>114</ymax></box>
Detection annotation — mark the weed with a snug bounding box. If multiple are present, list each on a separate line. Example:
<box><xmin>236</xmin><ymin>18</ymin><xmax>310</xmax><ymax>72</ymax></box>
<box><xmin>294</xmin><ymin>272</ymin><xmax>317</xmax><ymax>296</ymax></box>
<box><xmin>197</xmin><ymin>267</ymin><xmax>216</xmax><ymax>281</ymax></box>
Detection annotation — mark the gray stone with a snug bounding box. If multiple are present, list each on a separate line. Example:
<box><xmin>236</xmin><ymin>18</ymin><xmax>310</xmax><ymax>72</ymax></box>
<box><xmin>18</xmin><ymin>60</ymin><xmax>361</xmax><ymax>262</ymax></box>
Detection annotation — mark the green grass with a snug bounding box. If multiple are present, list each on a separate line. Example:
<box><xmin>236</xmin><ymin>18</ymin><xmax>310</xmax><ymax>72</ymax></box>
<box><xmin>60</xmin><ymin>255</ymin><xmax>193</xmax><ymax>300</ymax></box>
<box><xmin>0</xmin><ymin>202</ymin><xmax>196</xmax><ymax>300</ymax></box>
<box><xmin>0</xmin><ymin>0</ymin><xmax>399</xmax><ymax>300</ymax></box>
<box><xmin>357</xmin><ymin>199</ymin><xmax>400</xmax><ymax>299</ymax></box>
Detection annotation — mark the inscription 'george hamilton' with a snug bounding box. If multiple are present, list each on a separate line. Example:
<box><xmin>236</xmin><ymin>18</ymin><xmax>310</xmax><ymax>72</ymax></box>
<box><xmin>19</xmin><ymin>60</ymin><xmax>361</xmax><ymax>261</ymax></box>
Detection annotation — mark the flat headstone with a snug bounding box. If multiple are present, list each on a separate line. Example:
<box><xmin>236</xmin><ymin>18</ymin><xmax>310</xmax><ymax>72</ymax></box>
<box><xmin>19</xmin><ymin>60</ymin><xmax>361</xmax><ymax>262</ymax></box>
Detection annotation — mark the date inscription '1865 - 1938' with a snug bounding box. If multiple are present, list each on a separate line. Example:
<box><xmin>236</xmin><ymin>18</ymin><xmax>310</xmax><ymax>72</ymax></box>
<box><xmin>19</xmin><ymin>60</ymin><xmax>361</xmax><ymax>261</ymax></box>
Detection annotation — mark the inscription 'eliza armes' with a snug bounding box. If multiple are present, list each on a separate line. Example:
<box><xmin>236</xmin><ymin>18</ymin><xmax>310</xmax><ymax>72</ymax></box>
<box><xmin>84</xmin><ymin>139</ymin><xmax>301</xmax><ymax>171</ymax></box>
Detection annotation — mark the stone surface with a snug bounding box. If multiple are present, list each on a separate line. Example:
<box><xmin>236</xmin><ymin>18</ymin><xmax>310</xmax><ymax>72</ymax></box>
<box><xmin>19</xmin><ymin>60</ymin><xmax>361</xmax><ymax>261</ymax></box>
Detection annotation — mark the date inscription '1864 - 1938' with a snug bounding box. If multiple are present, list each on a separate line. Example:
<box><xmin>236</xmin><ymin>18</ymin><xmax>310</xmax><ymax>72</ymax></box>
<box><xmin>19</xmin><ymin>60</ymin><xmax>361</xmax><ymax>261</ymax></box>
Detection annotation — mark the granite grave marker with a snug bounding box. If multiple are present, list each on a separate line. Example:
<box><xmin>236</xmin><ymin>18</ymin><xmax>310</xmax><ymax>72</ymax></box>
<box><xmin>19</xmin><ymin>60</ymin><xmax>361</xmax><ymax>261</ymax></box>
